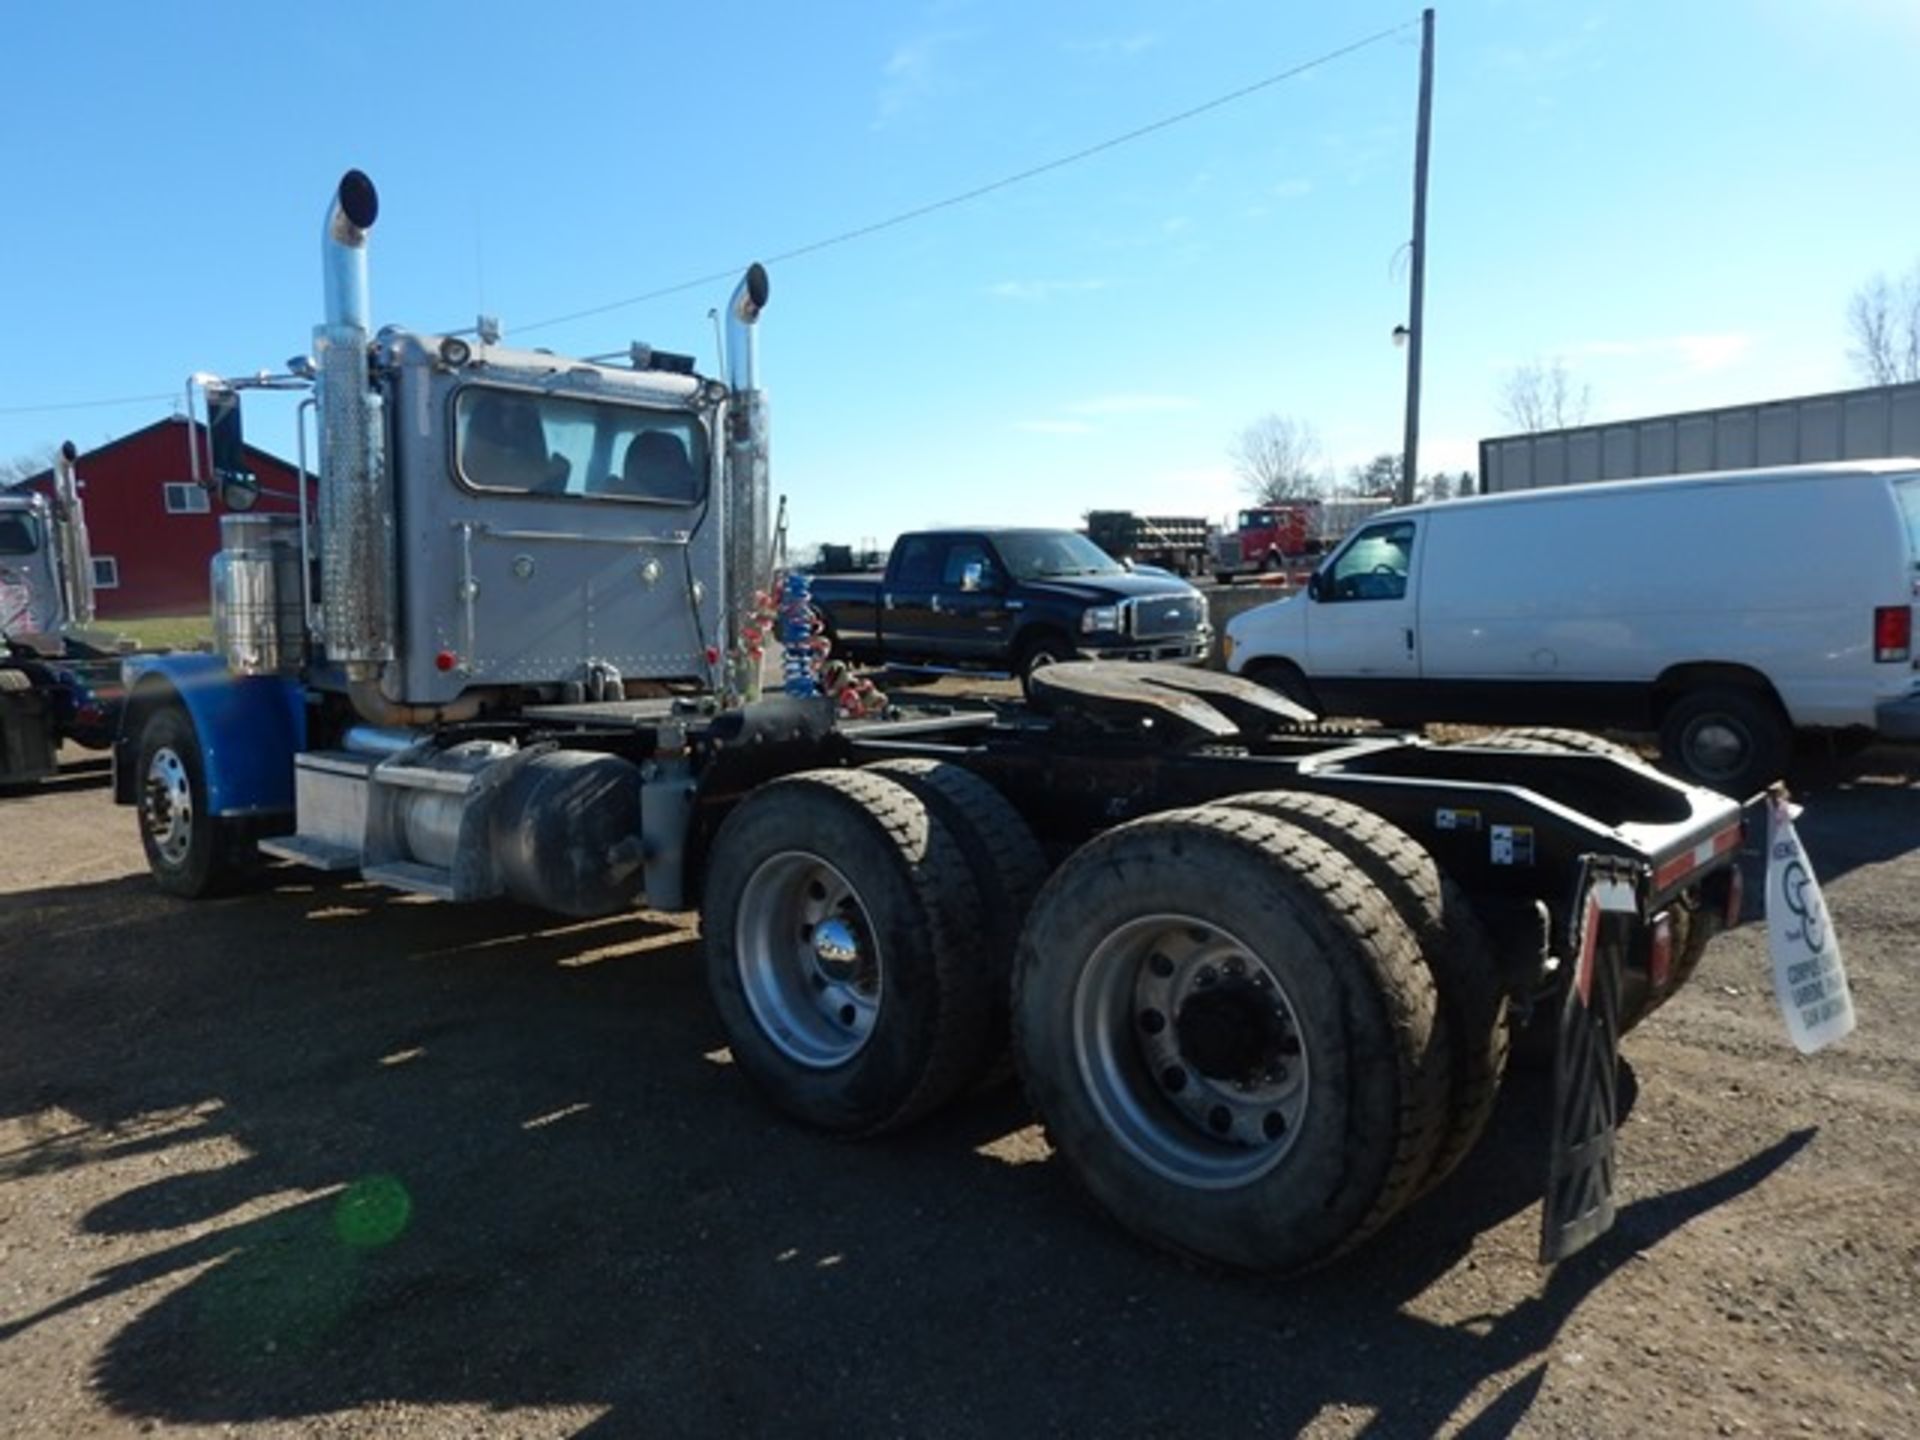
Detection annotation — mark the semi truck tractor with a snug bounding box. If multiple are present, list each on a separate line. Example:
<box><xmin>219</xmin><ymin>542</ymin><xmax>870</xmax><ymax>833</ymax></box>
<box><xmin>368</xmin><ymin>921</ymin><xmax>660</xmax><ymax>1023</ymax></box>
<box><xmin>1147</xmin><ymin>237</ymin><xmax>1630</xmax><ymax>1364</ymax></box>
<box><xmin>120</xmin><ymin>170</ymin><xmax>1762</xmax><ymax>1271</ymax></box>
<box><xmin>1</xmin><ymin>445</ymin><xmax>125</xmax><ymax>784</ymax></box>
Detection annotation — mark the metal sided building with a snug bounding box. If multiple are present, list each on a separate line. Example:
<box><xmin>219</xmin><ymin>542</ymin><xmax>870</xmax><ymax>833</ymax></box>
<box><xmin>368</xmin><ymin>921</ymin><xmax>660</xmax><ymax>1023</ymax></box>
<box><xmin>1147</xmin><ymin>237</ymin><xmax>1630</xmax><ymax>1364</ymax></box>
<box><xmin>1479</xmin><ymin>381</ymin><xmax>1920</xmax><ymax>493</ymax></box>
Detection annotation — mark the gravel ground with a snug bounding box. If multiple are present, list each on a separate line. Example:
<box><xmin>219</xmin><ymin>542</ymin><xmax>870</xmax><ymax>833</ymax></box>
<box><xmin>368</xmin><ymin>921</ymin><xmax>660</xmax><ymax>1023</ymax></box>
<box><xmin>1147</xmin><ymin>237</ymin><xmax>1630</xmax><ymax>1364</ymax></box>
<box><xmin>2</xmin><ymin>738</ymin><xmax>1918</xmax><ymax>1439</ymax></box>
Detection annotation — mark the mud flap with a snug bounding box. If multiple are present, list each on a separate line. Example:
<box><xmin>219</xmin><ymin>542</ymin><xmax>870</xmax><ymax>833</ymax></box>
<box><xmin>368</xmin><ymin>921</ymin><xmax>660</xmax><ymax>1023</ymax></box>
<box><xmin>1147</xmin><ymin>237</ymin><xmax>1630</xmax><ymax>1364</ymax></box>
<box><xmin>1540</xmin><ymin>860</ymin><xmax>1638</xmax><ymax>1263</ymax></box>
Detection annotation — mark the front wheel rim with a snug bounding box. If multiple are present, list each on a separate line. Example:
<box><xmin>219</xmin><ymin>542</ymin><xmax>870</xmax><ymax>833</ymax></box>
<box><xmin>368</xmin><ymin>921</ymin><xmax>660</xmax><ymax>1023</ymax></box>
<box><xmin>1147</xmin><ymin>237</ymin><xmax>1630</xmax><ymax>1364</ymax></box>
<box><xmin>736</xmin><ymin>851</ymin><xmax>883</xmax><ymax>1068</ymax></box>
<box><xmin>1072</xmin><ymin>913</ymin><xmax>1310</xmax><ymax>1190</ymax></box>
<box><xmin>142</xmin><ymin>746</ymin><xmax>194</xmax><ymax>867</ymax></box>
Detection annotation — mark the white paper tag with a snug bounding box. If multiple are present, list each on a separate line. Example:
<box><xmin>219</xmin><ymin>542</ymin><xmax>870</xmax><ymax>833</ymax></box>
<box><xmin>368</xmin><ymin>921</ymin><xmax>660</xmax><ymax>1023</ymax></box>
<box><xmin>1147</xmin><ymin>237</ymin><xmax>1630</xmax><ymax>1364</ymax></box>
<box><xmin>1766</xmin><ymin>796</ymin><xmax>1855</xmax><ymax>1054</ymax></box>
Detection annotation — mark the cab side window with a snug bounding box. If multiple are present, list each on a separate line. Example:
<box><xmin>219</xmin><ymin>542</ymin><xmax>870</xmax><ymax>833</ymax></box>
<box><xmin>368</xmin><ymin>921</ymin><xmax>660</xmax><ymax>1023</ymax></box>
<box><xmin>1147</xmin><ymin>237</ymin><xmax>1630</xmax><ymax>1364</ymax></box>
<box><xmin>1326</xmin><ymin>520</ymin><xmax>1416</xmax><ymax>602</ymax></box>
<box><xmin>941</xmin><ymin>539</ymin><xmax>999</xmax><ymax>589</ymax></box>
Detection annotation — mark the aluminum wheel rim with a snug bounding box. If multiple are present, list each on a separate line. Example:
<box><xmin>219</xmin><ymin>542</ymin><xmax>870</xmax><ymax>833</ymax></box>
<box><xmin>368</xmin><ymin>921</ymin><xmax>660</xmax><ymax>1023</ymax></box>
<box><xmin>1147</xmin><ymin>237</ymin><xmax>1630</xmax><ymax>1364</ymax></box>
<box><xmin>1072</xmin><ymin>913</ymin><xmax>1309</xmax><ymax>1190</ymax></box>
<box><xmin>736</xmin><ymin>851</ymin><xmax>882</xmax><ymax>1069</ymax></box>
<box><xmin>142</xmin><ymin>746</ymin><xmax>194</xmax><ymax>867</ymax></box>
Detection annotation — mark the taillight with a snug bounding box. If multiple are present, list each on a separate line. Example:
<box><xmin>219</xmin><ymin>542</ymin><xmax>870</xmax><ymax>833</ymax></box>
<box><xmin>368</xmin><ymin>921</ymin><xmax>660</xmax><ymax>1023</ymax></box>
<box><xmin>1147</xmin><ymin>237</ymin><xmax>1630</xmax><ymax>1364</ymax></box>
<box><xmin>1875</xmin><ymin>605</ymin><xmax>1912</xmax><ymax>663</ymax></box>
<box><xmin>1648</xmin><ymin>912</ymin><xmax>1674</xmax><ymax>990</ymax></box>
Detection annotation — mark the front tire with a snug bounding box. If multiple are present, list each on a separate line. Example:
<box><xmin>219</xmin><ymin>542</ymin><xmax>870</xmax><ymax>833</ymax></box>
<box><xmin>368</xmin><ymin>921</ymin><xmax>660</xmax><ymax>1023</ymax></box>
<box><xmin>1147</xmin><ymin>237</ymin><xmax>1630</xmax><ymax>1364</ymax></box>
<box><xmin>1013</xmin><ymin>806</ymin><xmax>1446</xmax><ymax>1272</ymax></box>
<box><xmin>135</xmin><ymin>704</ymin><xmax>254</xmax><ymax>898</ymax></box>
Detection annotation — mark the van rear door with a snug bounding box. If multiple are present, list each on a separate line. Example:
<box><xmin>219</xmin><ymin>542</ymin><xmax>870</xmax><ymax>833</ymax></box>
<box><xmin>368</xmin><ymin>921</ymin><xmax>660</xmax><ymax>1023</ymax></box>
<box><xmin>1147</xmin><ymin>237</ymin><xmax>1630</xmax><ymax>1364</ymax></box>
<box><xmin>1305</xmin><ymin>516</ymin><xmax>1421</xmax><ymax>714</ymax></box>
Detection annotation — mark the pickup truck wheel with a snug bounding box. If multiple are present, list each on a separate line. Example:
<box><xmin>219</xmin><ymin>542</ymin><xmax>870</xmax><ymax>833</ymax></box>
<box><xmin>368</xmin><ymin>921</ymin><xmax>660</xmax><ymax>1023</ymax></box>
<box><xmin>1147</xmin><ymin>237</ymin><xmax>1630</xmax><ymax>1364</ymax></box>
<box><xmin>1657</xmin><ymin>687</ymin><xmax>1791</xmax><ymax>798</ymax></box>
<box><xmin>1214</xmin><ymin>792</ymin><xmax>1504</xmax><ymax>1196</ymax></box>
<box><xmin>1016</xmin><ymin>632</ymin><xmax>1073</xmax><ymax>698</ymax></box>
<box><xmin>702</xmin><ymin>769</ymin><xmax>991</xmax><ymax>1136</ymax></box>
<box><xmin>135</xmin><ymin>704</ymin><xmax>255</xmax><ymax>899</ymax></box>
<box><xmin>1012</xmin><ymin>806</ymin><xmax>1446</xmax><ymax>1272</ymax></box>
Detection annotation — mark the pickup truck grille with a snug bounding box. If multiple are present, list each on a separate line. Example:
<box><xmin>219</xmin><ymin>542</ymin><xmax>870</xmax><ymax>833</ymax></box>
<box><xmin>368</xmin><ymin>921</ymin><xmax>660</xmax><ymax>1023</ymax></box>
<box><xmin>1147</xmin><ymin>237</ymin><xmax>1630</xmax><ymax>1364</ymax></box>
<box><xmin>1131</xmin><ymin>594</ymin><xmax>1205</xmax><ymax>639</ymax></box>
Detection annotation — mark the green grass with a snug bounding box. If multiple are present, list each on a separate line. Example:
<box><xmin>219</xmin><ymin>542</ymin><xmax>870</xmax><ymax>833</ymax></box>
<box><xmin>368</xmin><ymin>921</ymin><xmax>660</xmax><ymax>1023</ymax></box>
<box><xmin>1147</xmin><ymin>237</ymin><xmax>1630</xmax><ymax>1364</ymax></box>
<box><xmin>104</xmin><ymin>614</ymin><xmax>214</xmax><ymax>651</ymax></box>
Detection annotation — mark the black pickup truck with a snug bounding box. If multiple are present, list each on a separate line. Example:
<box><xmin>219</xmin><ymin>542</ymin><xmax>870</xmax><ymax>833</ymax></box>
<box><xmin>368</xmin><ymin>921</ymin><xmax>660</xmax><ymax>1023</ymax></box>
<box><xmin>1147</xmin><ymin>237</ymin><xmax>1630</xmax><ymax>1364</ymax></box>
<box><xmin>809</xmin><ymin>527</ymin><xmax>1211</xmax><ymax>688</ymax></box>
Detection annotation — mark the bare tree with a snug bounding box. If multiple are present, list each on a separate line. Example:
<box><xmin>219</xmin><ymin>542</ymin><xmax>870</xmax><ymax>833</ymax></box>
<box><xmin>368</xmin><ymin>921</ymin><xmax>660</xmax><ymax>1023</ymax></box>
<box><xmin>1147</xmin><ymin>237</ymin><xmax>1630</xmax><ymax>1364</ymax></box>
<box><xmin>1848</xmin><ymin>262</ymin><xmax>1920</xmax><ymax>385</ymax></box>
<box><xmin>1348</xmin><ymin>452</ymin><xmax>1402</xmax><ymax>498</ymax></box>
<box><xmin>1499</xmin><ymin>357</ymin><xmax>1592</xmax><ymax>433</ymax></box>
<box><xmin>0</xmin><ymin>444</ymin><xmax>60</xmax><ymax>488</ymax></box>
<box><xmin>1231</xmin><ymin>415</ymin><xmax>1326</xmax><ymax>503</ymax></box>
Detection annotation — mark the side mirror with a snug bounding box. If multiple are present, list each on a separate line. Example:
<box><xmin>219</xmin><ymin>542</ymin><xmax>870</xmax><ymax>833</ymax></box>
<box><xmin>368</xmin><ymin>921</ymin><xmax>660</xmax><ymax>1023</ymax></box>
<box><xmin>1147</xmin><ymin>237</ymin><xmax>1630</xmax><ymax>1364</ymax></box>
<box><xmin>206</xmin><ymin>388</ymin><xmax>258</xmax><ymax>511</ymax></box>
<box><xmin>959</xmin><ymin>560</ymin><xmax>985</xmax><ymax>593</ymax></box>
<box><xmin>1306</xmin><ymin>572</ymin><xmax>1325</xmax><ymax>601</ymax></box>
<box><xmin>1120</xmin><ymin>556</ymin><xmax>1136</xmax><ymax>572</ymax></box>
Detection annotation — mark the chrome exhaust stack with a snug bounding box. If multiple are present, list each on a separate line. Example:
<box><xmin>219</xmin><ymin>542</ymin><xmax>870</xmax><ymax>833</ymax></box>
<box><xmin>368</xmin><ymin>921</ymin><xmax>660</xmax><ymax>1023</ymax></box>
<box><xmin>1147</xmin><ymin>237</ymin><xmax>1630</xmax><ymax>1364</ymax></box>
<box><xmin>314</xmin><ymin>169</ymin><xmax>395</xmax><ymax>682</ymax></box>
<box><xmin>724</xmin><ymin>264</ymin><xmax>771</xmax><ymax>698</ymax></box>
<box><xmin>50</xmin><ymin>441</ymin><xmax>94</xmax><ymax>630</ymax></box>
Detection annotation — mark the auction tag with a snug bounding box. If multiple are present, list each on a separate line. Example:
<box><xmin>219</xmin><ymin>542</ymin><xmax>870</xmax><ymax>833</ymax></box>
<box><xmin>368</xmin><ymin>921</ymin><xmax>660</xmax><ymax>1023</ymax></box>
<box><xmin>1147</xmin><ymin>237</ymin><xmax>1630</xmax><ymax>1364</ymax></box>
<box><xmin>1766</xmin><ymin>795</ymin><xmax>1855</xmax><ymax>1054</ymax></box>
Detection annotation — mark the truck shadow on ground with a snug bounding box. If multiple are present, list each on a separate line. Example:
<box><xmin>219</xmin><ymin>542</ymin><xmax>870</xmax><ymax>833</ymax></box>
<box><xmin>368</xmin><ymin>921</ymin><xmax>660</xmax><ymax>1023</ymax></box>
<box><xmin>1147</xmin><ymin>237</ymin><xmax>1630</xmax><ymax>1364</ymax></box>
<box><xmin>0</xmin><ymin>867</ymin><xmax>1813</xmax><ymax>1438</ymax></box>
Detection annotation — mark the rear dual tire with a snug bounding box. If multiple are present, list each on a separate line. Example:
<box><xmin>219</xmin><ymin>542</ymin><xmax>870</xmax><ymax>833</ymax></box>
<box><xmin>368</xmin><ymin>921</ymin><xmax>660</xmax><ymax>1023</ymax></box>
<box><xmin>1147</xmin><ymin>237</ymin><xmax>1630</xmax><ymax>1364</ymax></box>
<box><xmin>1013</xmin><ymin>806</ymin><xmax>1449</xmax><ymax>1273</ymax></box>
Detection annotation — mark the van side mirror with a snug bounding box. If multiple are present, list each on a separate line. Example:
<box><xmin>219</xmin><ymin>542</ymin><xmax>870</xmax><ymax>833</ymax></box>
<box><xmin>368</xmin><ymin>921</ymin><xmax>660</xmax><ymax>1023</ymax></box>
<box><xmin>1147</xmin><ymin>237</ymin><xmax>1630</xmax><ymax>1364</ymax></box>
<box><xmin>1306</xmin><ymin>572</ymin><xmax>1325</xmax><ymax>601</ymax></box>
<box><xmin>206</xmin><ymin>387</ymin><xmax>259</xmax><ymax>512</ymax></box>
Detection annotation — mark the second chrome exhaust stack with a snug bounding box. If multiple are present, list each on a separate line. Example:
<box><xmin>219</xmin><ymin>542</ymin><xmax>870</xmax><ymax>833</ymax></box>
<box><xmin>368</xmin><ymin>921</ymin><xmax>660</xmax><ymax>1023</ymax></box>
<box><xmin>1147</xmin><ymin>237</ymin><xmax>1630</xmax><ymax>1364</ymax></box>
<box><xmin>315</xmin><ymin>168</ymin><xmax>396</xmax><ymax>682</ymax></box>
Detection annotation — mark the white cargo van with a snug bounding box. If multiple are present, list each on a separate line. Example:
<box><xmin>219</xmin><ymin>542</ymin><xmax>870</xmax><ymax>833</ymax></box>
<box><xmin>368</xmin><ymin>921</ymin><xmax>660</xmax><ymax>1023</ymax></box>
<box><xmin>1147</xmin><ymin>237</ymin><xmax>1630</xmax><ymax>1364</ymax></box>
<box><xmin>1222</xmin><ymin>460</ymin><xmax>1920</xmax><ymax>796</ymax></box>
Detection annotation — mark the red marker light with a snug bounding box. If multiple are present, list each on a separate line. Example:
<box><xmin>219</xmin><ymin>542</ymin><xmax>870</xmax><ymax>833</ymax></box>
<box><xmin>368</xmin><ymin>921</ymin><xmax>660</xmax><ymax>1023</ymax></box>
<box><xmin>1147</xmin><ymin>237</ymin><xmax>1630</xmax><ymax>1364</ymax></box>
<box><xmin>435</xmin><ymin>649</ymin><xmax>458</xmax><ymax>672</ymax></box>
<box><xmin>705</xmin><ymin>645</ymin><xmax>721</xmax><ymax>665</ymax></box>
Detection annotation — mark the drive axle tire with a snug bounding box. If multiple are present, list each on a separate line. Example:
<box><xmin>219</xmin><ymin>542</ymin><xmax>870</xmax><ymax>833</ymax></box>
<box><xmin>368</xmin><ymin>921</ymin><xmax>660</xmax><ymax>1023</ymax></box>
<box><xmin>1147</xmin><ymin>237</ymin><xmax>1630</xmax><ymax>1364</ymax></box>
<box><xmin>1474</xmin><ymin>727</ymin><xmax>1645</xmax><ymax>766</ymax></box>
<box><xmin>702</xmin><ymin>769</ymin><xmax>990</xmax><ymax>1136</ymax></box>
<box><xmin>1215</xmin><ymin>791</ymin><xmax>1506</xmax><ymax>1195</ymax></box>
<box><xmin>134</xmin><ymin>704</ymin><xmax>256</xmax><ymax>899</ymax></box>
<box><xmin>864</xmin><ymin>758</ymin><xmax>1048</xmax><ymax>995</ymax></box>
<box><xmin>1012</xmin><ymin>806</ymin><xmax>1446</xmax><ymax>1273</ymax></box>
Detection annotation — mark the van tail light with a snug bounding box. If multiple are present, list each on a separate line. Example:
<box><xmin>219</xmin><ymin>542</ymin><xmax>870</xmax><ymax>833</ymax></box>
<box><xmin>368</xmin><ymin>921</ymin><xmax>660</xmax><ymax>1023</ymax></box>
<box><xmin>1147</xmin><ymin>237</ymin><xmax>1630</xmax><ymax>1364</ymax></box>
<box><xmin>1874</xmin><ymin>605</ymin><xmax>1912</xmax><ymax>663</ymax></box>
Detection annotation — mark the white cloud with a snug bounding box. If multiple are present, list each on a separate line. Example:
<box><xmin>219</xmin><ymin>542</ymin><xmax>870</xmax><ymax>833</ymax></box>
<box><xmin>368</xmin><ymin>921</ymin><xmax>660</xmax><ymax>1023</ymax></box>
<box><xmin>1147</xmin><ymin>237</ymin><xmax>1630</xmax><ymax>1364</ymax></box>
<box><xmin>984</xmin><ymin>278</ymin><xmax>1109</xmax><ymax>302</ymax></box>
<box><xmin>1015</xmin><ymin>419</ymin><xmax>1096</xmax><ymax>435</ymax></box>
<box><xmin>1068</xmin><ymin>394</ymin><xmax>1198</xmax><ymax>417</ymax></box>
<box><xmin>1161</xmin><ymin>216</ymin><xmax>1193</xmax><ymax>235</ymax></box>
<box><xmin>1272</xmin><ymin>178</ymin><xmax>1313</xmax><ymax>200</ymax></box>
<box><xmin>1067</xmin><ymin>32</ymin><xmax>1160</xmax><ymax>58</ymax></box>
<box><xmin>874</xmin><ymin>33</ymin><xmax>956</xmax><ymax>127</ymax></box>
<box><xmin>1569</xmin><ymin>332</ymin><xmax>1754</xmax><ymax>374</ymax></box>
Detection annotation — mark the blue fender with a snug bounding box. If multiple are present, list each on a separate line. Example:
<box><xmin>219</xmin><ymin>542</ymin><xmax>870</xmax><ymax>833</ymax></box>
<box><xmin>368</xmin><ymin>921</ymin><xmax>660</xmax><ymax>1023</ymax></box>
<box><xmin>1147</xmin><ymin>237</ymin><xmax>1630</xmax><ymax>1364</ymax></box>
<box><xmin>119</xmin><ymin>653</ymin><xmax>306</xmax><ymax>817</ymax></box>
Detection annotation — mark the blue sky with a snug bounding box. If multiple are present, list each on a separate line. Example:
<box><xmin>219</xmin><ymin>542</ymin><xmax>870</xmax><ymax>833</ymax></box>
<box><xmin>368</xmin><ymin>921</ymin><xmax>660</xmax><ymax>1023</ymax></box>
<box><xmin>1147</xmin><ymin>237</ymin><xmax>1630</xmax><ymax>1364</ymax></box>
<box><xmin>2</xmin><ymin>0</ymin><xmax>1916</xmax><ymax>555</ymax></box>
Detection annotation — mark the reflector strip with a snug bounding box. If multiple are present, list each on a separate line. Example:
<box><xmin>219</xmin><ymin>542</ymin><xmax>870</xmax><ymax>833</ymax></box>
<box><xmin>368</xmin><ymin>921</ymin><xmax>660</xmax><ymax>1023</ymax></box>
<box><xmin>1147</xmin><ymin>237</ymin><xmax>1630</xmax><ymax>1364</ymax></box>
<box><xmin>1653</xmin><ymin>823</ymin><xmax>1741</xmax><ymax>892</ymax></box>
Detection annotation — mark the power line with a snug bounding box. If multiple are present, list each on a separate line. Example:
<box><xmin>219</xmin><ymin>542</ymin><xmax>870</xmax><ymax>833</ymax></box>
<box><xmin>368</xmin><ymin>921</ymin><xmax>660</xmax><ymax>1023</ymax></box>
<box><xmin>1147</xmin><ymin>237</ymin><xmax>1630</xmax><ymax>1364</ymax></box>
<box><xmin>0</xmin><ymin>390</ymin><xmax>176</xmax><ymax>418</ymax></box>
<box><xmin>2</xmin><ymin>19</ymin><xmax>1415</xmax><ymax>415</ymax></box>
<box><xmin>509</xmin><ymin>18</ymin><xmax>1417</xmax><ymax>337</ymax></box>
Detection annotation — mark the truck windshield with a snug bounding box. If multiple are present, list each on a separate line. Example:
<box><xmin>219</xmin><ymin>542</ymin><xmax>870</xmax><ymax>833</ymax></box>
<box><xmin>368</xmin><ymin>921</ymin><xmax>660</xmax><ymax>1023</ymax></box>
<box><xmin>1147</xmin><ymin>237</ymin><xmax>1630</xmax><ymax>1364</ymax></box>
<box><xmin>996</xmin><ymin>531</ymin><xmax>1126</xmax><ymax>580</ymax></box>
<box><xmin>455</xmin><ymin>388</ymin><xmax>708</xmax><ymax>505</ymax></box>
<box><xmin>1898</xmin><ymin>480</ymin><xmax>1920</xmax><ymax>569</ymax></box>
<box><xmin>0</xmin><ymin>512</ymin><xmax>42</xmax><ymax>555</ymax></box>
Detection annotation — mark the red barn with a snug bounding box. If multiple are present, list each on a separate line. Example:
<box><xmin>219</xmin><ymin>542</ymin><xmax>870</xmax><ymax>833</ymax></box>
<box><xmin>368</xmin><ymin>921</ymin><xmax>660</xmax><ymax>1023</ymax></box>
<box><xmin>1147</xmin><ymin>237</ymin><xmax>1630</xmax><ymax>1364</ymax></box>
<box><xmin>14</xmin><ymin>416</ymin><xmax>308</xmax><ymax>621</ymax></box>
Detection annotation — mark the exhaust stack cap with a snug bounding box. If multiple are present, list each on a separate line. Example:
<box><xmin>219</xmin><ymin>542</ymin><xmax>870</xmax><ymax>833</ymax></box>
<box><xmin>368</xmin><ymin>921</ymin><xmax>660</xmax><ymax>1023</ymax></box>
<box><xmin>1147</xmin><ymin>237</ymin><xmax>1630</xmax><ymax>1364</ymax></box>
<box><xmin>333</xmin><ymin>169</ymin><xmax>379</xmax><ymax>238</ymax></box>
<box><xmin>733</xmin><ymin>263</ymin><xmax>769</xmax><ymax>324</ymax></box>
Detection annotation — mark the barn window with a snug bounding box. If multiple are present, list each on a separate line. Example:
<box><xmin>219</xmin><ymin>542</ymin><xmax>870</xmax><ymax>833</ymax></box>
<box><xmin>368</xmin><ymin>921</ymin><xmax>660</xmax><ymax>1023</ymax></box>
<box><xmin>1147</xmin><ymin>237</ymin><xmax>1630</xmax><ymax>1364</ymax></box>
<box><xmin>92</xmin><ymin>557</ymin><xmax>119</xmax><ymax>589</ymax></box>
<box><xmin>164</xmin><ymin>483</ymin><xmax>210</xmax><ymax>515</ymax></box>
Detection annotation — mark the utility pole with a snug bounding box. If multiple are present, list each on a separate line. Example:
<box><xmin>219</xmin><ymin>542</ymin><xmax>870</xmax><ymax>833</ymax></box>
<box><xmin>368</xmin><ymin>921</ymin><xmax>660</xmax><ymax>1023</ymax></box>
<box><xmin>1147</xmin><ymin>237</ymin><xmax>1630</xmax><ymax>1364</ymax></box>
<box><xmin>1399</xmin><ymin>7</ymin><xmax>1435</xmax><ymax>508</ymax></box>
